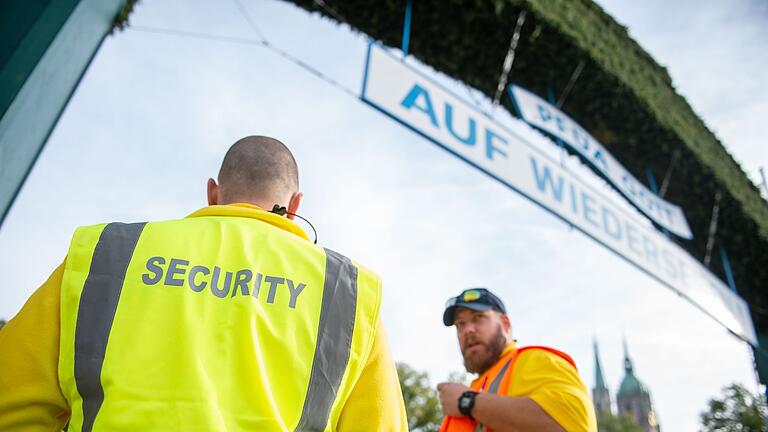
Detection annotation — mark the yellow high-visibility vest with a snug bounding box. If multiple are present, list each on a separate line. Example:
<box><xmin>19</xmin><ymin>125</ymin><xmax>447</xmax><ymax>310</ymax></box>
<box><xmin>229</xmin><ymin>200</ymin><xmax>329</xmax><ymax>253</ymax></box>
<box><xmin>58</xmin><ymin>206</ymin><xmax>381</xmax><ymax>431</ymax></box>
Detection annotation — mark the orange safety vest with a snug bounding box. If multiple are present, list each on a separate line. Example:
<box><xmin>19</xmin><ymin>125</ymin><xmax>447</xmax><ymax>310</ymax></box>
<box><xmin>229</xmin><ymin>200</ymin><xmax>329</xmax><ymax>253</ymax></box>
<box><xmin>439</xmin><ymin>346</ymin><xmax>577</xmax><ymax>432</ymax></box>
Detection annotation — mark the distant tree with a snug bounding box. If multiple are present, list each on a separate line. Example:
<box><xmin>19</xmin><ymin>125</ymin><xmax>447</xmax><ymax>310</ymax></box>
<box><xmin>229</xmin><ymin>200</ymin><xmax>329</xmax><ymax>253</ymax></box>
<box><xmin>0</xmin><ymin>319</ymin><xmax>6</xmax><ymax>331</ymax></box>
<box><xmin>397</xmin><ymin>362</ymin><xmax>442</xmax><ymax>432</ymax></box>
<box><xmin>597</xmin><ymin>411</ymin><xmax>642</xmax><ymax>432</ymax></box>
<box><xmin>447</xmin><ymin>370</ymin><xmax>471</xmax><ymax>385</ymax></box>
<box><xmin>700</xmin><ymin>383</ymin><xmax>767</xmax><ymax>432</ymax></box>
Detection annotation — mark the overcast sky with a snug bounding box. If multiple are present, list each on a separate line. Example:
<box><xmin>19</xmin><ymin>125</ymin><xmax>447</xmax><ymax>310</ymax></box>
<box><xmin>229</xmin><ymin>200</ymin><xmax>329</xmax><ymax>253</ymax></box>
<box><xmin>1</xmin><ymin>1</ymin><xmax>766</xmax><ymax>430</ymax></box>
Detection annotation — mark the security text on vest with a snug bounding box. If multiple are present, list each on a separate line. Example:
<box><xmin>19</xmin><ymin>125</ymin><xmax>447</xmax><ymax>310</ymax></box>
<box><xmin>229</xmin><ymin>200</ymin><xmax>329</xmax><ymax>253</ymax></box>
<box><xmin>141</xmin><ymin>256</ymin><xmax>307</xmax><ymax>308</ymax></box>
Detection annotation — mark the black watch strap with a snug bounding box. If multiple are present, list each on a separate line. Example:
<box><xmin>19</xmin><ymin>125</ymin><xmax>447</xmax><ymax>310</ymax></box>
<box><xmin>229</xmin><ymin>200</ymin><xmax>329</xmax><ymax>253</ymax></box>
<box><xmin>458</xmin><ymin>390</ymin><xmax>479</xmax><ymax>419</ymax></box>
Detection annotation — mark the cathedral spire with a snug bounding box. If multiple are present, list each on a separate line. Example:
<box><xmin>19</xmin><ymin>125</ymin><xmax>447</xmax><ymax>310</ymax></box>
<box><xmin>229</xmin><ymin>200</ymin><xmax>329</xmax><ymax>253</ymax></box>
<box><xmin>617</xmin><ymin>337</ymin><xmax>660</xmax><ymax>431</ymax></box>
<box><xmin>623</xmin><ymin>336</ymin><xmax>634</xmax><ymax>373</ymax></box>
<box><xmin>594</xmin><ymin>338</ymin><xmax>608</xmax><ymax>391</ymax></box>
<box><xmin>592</xmin><ymin>338</ymin><xmax>612</xmax><ymax>415</ymax></box>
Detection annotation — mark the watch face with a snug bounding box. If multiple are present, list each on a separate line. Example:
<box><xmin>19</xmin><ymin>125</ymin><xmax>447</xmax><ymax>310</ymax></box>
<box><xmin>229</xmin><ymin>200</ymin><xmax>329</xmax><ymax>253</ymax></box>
<box><xmin>460</xmin><ymin>396</ymin><xmax>470</xmax><ymax>409</ymax></box>
<box><xmin>458</xmin><ymin>391</ymin><xmax>477</xmax><ymax>419</ymax></box>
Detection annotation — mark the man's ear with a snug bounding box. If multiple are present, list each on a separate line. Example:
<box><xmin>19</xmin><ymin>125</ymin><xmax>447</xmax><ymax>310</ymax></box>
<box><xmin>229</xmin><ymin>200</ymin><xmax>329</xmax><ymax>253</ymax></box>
<box><xmin>501</xmin><ymin>313</ymin><xmax>512</xmax><ymax>334</ymax></box>
<box><xmin>286</xmin><ymin>192</ymin><xmax>303</xmax><ymax>220</ymax></box>
<box><xmin>207</xmin><ymin>178</ymin><xmax>219</xmax><ymax>206</ymax></box>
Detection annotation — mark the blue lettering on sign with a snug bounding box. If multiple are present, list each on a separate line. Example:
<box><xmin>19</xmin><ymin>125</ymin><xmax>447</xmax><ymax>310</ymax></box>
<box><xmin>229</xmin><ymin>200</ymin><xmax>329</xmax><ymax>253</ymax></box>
<box><xmin>572</xmin><ymin>127</ymin><xmax>590</xmax><ymax>152</ymax></box>
<box><xmin>530</xmin><ymin>157</ymin><xmax>564</xmax><ymax>202</ymax></box>
<box><xmin>625</xmin><ymin>223</ymin><xmax>642</xmax><ymax>256</ymax></box>
<box><xmin>535</xmin><ymin>101</ymin><xmax>612</xmax><ymax>174</ymax></box>
<box><xmin>593</xmin><ymin>149</ymin><xmax>608</xmax><ymax>172</ymax></box>
<box><xmin>602</xmin><ymin>207</ymin><xmax>622</xmax><ymax>241</ymax></box>
<box><xmin>400</xmin><ymin>83</ymin><xmax>509</xmax><ymax>162</ymax></box>
<box><xmin>527</xmin><ymin>155</ymin><xmax>685</xmax><ymax>283</ymax></box>
<box><xmin>554</xmin><ymin>114</ymin><xmax>566</xmax><ymax>133</ymax></box>
<box><xmin>485</xmin><ymin>129</ymin><xmax>508</xmax><ymax>160</ymax></box>
<box><xmin>537</xmin><ymin>103</ymin><xmax>567</xmax><ymax>133</ymax></box>
<box><xmin>581</xmin><ymin>192</ymin><xmax>600</xmax><ymax>229</ymax></box>
<box><xmin>662</xmin><ymin>207</ymin><xmax>675</xmax><ymax>223</ymax></box>
<box><xmin>622</xmin><ymin>173</ymin><xmax>639</xmax><ymax>200</ymax></box>
<box><xmin>537</xmin><ymin>104</ymin><xmax>552</xmax><ymax>122</ymax></box>
<box><xmin>400</xmin><ymin>84</ymin><xmax>438</xmax><ymax>126</ymax></box>
<box><xmin>569</xmin><ymin>184</ymin><xmax>578</xmax><ymax>214</ymax></box>
<box><xmin>445</xmin><ymin>104</ymin><xmax>476</xmax><ymax>145</ymax></box>
<box><xmin>643</xmin><ymin>236</ymin><xmax>658</xmax><ymax>267</ymax></box>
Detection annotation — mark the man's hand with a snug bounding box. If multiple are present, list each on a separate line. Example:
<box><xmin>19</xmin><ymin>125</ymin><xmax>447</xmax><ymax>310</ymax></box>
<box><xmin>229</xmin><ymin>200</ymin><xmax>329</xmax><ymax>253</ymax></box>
<box><xmin>437</xmin><ymin>382</ymin><xmax>471</xmax><ymax>417</ymax></box>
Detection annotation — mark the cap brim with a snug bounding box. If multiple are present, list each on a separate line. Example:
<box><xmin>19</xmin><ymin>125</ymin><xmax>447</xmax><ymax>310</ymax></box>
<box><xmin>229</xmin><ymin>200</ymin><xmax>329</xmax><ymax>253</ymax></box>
<box><xmin>442</xmin><ymin>302</ymin><xmax>494</xmax><ymax>326</ymax></box>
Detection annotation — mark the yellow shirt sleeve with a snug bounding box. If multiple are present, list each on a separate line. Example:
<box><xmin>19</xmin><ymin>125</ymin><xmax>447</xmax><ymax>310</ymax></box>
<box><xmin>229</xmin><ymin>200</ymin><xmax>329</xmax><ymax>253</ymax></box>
<box><xmin>0</xmin><ymin>263</ymin><xmax>71</xmax><ymax>431</ymax></box>
<box><xmin>507</xmin><ymin>349</ymin><xmax>597</xmax><ymax>432</ymax></box>
<box><xmin>336</xmin><ymin>319</ymin><xmax>408</xmax><ymax>432</ymax></box>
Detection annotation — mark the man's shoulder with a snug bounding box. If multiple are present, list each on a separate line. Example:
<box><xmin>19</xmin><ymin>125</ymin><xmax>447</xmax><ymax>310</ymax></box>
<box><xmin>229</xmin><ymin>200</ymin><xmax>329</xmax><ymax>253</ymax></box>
<box><xmin>516</xmin><ymin>346</ymin><xmax>578</xmax><ymax>371</ymax></box>
<box><xmin>507</xmin><ymin>346</ymin><xmax>589</xmax><ymax>398</ymax></box>
<box><xmin>70</xmin><ymin>218</ymin><xmax>381</xmax><ymax>280</ymax></box>
<box><xmin>322</xmin><ymin>246</ymin><xmax>380</xmax><ymax>278</ymax></box>
<box><xmin>72</xmin><ymin>219</ymin><xmax>152</xmax><ymax>234</ymax></box>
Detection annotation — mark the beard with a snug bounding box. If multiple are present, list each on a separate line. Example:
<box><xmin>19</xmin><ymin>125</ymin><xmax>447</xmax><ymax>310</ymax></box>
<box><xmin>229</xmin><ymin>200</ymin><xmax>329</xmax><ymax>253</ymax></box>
<box><xmin>462</xmin><ymin>324</ymin><xmax>507</xmax><ymax>374</ymax></box>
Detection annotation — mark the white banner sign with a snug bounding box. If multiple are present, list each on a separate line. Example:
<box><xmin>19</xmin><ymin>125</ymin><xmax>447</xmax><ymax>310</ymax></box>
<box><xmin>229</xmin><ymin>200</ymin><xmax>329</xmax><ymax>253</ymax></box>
<box><xmin>361</xmin><ymin>42</ymin><xmax>755</xmax><ymax>344</ymax></box>
<box><xmin>508</xmin><ymin>85</ymin><xmax>693</xmax><ymax>239</ymax></box>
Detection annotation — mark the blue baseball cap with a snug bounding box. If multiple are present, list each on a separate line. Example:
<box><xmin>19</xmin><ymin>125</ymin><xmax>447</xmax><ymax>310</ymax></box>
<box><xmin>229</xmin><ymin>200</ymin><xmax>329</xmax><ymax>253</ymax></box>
<box><xmin>443</xmin><ymin>288</ymin><xmax>507</xmax><ymax>326</ymax></box>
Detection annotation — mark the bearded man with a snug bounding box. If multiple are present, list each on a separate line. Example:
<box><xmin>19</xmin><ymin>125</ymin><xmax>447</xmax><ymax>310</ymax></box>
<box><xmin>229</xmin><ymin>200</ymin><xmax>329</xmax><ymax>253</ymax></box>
<box><xmin>437</xmin><ymin>288</ymin><xmax>597</xmax><ymax>432</ymax></box>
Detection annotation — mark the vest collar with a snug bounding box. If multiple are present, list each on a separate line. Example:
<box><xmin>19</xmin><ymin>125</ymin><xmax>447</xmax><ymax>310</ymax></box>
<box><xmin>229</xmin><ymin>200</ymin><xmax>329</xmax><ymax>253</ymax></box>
<box><xmin>500</xmin><ymin>341</ymin><xmax>517</xmax><ymax>357</ymax></box>
<box><xmin>471</xmin><ymin>341</ymin><xmax>518</xmax><ymax>388</ymax></box>
<box><xmin>186</xmin><ymin>203</ymin><xmax>310</xmax><ymax>241</ymax></box>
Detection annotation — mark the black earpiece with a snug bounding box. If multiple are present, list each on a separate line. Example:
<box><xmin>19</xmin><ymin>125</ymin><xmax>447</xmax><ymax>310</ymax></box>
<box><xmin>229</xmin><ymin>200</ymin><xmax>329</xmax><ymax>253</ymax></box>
<box><xmin>269</xmin><ymin>204</ymin><xmax>318</xmax><ymax>244</ymax></box>
<box><xmin>271</xmin><ymin>204</ymin><xmax>288</xmax><ymax>216</ymax></box>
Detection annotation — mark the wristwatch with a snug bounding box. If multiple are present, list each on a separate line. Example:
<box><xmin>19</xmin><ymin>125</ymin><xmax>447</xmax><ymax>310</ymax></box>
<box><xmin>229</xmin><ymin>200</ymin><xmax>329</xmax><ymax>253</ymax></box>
<box><xmin>458</xmin><ymin>390</ymin><xmax>479</xmax><ymax>419</ymax></box>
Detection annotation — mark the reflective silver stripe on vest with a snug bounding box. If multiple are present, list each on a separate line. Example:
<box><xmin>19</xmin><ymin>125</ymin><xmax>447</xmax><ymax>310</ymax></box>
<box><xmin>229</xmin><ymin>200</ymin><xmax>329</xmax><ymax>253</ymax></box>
<box><xmin>73</xmin><ymin>222</ymin><xmax>146</xmax><ymax>432</ymax></box>
<box><xmin>475</xmin><ymin>357</ymin><xmax>514</xmax><ymax>432</ymax></box>
<box><xmin>295</xmin><ymin>248</ymin><xmax>358</xmax><ymax>432</ymax></box>
<box><xmin>487</xmin><ymin>357</ymin><xmax>513</xmax><ymax>394</ymax></box>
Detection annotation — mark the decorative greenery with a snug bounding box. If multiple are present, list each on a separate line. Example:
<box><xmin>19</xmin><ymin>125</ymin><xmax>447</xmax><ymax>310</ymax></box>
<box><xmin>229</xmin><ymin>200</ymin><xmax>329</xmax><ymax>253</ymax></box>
<box><xmin>282</xmin><ymin>0</ymin><xmax>768</xmax><ymax>381</ymax></box>
<box><xmin>397</xmin><ymin>362</ymin><xmax>443</xmax><ymax>432</ymax></box>
<box><xmin>700</xmin><ymin>383</ymin><xmax>767</xmax><ymax>432</ymax></box>
<box><xmin>110</xmin><ymin>0</ymin><xmax>140</xmax><ymax>34</ymax></box>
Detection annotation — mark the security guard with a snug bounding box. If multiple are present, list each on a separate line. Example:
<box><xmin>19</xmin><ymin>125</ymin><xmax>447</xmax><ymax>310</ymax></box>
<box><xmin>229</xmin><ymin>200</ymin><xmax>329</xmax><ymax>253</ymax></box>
<box><xmin>437</xmin><ymin>288</ymin><xmax>596</xmax><ymax>431</ymax></box>
<box><xmin>0</xmin><ymin>136</ymin><xmax>407</xmax><ymax>431</ymax></box>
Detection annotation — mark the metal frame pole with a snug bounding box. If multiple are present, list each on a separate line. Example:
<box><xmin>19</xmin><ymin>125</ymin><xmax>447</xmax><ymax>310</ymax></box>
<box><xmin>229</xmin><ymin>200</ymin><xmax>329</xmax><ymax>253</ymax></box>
<box><xmin>401</xmin><ymin>0</ymin><xmax>413</xmax><ymax>57</ymax></box>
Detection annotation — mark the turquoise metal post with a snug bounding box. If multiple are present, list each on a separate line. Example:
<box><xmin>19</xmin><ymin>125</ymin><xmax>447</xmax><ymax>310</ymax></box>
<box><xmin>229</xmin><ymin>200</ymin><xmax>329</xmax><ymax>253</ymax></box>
<box><xmin>401</xmin><ymin>0</ymin><xmax>413</xmax><ymax>57</ymax></box>
<box><xmin>719</xmin><ymin>245</ymin><xmax>738</xmax><ymax>293</ymax></box>
<box><xmin>645</xmin><ymin>167</ymin><xmax>670</xmax><ymax>238</ymax></box>
<box><xmin>645</xmin><ymin>167</ymin><xmax>659</xmax><ymax>192</ymax></box>
<box><xmin>0</xmin><ymin>0</ymin><xmax>130</xmax><ymax>230</ymax></box>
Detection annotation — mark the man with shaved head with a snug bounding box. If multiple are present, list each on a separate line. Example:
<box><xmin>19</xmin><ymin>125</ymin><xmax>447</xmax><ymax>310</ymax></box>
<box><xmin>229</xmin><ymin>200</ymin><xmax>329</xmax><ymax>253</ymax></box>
<box><xmin>212</xmin><ymin>136</ymin><xmax>300</xmax><ymax>208</ymax></box>
<box><xmin>0</xmin><ymin>136</ymin><xmax>407</xmax><ymax>431</ymax></box>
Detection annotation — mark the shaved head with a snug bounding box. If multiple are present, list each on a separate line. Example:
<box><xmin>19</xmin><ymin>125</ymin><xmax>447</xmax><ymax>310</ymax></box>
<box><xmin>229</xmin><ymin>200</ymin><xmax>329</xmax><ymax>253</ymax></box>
<box><xmin>215</xmin><ymin>136</ymin><xmax>299</xmax><ymax>206</ymax></box>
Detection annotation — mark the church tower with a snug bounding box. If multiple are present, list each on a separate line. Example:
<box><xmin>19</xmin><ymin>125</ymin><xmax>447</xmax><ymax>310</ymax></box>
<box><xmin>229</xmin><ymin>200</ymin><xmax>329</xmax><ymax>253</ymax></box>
<box><xmin>592</xmin><ymin>339</ymin><xmax>612</xmax><ymax>415</ymax></box>
<box><xmin>617</xmin><ymin>340</ymin><xmax>660</xmax><ymax>432</ymax></box>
